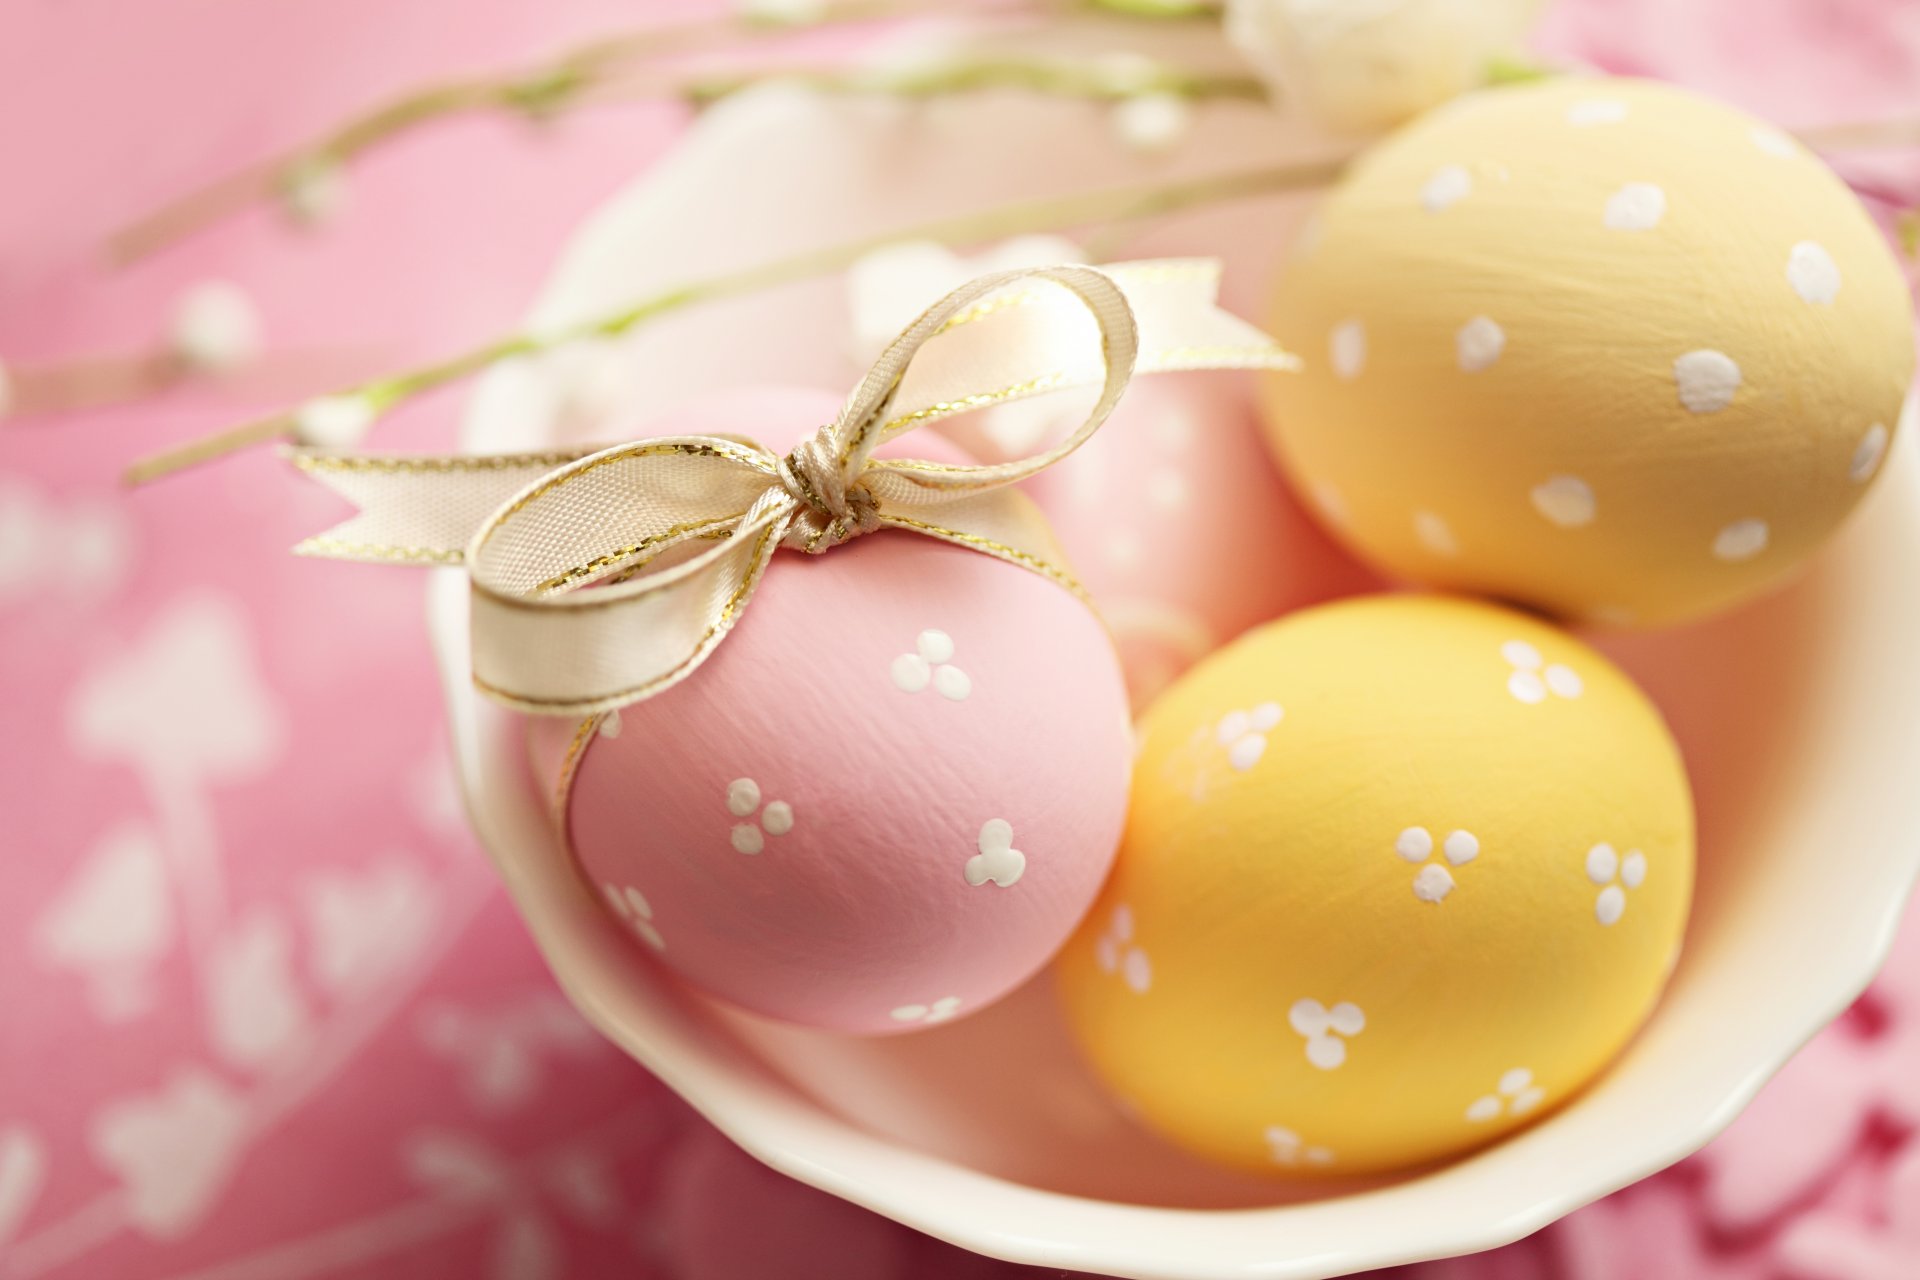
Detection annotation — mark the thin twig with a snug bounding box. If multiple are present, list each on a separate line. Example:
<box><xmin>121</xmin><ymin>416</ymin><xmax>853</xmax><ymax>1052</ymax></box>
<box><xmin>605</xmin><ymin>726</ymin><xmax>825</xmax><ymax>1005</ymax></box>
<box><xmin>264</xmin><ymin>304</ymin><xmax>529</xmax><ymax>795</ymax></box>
<box><xmin>123</xmin><ymin>155</ymin><xmax>1347</xmax><ymax>486</ymax></box>
<box><xmin>102</xmin><ymin>0</ymin><xmax>953</xmax><ymax>265</ymax></box>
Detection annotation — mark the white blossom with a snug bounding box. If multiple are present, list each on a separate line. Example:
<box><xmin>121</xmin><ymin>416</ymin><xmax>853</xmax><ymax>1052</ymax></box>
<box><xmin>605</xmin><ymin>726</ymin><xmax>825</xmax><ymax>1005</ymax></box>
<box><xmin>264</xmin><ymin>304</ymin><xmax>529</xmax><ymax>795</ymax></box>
<box><xmin>1226</xmin><ymin>0</ymin><xmax>1543</xmax><ymax>135</ymax></box>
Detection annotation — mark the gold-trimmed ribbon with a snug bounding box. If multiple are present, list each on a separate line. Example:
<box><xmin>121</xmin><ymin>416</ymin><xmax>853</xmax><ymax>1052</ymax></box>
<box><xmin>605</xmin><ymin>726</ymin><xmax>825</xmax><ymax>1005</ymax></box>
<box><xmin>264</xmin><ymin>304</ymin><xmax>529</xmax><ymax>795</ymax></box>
<box><xmin>291</xmin><ymin>259</ymin><xmax>1296</xmax><ymax>716</ymax></box>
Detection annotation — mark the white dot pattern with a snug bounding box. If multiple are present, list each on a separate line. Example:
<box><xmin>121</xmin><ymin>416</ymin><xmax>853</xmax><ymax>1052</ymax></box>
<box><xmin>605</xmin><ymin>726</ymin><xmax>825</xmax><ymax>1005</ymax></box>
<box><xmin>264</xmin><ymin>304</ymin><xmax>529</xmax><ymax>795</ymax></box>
<box><xmin>1674</xmin><ymin>350</ymin><xmax>1742</xmax><ymax>413</ymax></box>
<box><xmin>1531</xmin><ymin>475</ymin><xmax>1595</xmax><ymax>528</ymax></box>
<box><xmin>1330</xmin><ymin>320</ymin><xmax>1366</xmax><ymax>380</ymax></box>
<box><xmin>1713</xmin><ymin>518</ymin><xmax>1769</xmax><ymax>562</ymax></box>
<box><xmin>1786</xmin><ymin>240</ymin><xmax>1841</xmax><ymax>304</ymax></box>
<box><xmin>1455</xmin><ymin>316</ymin><xmax>1505</xmax><ymax>372</ymax></box>
<box><xmin>1852</xmin><ymin>423</ymin><xmax>1889</xmax><ymax>483</ymax></box>
<box><xmin>1603</xmin><ymin>182</ymin><xmax>1666</xmax><ymax>231</ymax></box>
<box><xmin>1421</xmin><ymin>164</ymin><xmax>1472</xmax><ymax>213</ymax></box>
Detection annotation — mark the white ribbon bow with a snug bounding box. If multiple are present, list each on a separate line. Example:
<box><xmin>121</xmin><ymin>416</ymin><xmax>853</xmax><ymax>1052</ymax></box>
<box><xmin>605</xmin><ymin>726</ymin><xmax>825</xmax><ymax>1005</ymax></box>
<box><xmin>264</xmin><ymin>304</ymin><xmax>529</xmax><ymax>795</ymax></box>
<box><xmin>291</xmin><ymin>259</ymin><xmax>1296</xmax><ymax>715</ymax></box>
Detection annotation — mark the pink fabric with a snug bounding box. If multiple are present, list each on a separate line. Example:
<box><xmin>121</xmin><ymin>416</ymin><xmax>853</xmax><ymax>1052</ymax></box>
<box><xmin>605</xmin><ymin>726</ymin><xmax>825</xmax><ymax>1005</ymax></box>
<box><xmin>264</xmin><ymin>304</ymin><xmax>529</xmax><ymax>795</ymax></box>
<box><xmin>1</xmin><ymin>2</ymin><xmax>1916</xmax><ymax>1278</ymax></box>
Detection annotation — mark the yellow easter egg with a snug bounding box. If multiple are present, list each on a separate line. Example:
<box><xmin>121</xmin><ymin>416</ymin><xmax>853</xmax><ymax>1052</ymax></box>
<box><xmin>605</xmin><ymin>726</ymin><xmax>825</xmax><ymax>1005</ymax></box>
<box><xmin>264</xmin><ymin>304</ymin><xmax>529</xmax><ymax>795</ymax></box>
<box><xmin>1260</xmin><ymin>77</ymin><xmax>1915</xmax><ymax>628</ymax></box>
<box><xmin>1056</xmin><ymin>594</ymin><xmax>1693</xmax><ymax>1176</ymax></box>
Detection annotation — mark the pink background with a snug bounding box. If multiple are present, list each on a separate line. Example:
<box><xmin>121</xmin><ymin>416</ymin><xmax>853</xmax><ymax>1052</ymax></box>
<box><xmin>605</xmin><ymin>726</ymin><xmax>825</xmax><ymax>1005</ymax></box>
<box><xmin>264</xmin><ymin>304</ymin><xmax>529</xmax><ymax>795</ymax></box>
<box><xmin>2</xmin><ymin>2</ymin><xmax>1916</xmax><ymax>1278</ymax></box>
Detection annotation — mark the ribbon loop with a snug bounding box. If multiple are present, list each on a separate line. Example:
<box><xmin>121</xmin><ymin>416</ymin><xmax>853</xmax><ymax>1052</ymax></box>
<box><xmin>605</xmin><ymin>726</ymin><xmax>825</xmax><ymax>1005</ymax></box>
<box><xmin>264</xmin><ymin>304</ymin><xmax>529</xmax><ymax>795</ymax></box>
<box><xmin>288</xmin><ymin>258</ymin><xmax>1299</xmax><ymax>715</ymax></box>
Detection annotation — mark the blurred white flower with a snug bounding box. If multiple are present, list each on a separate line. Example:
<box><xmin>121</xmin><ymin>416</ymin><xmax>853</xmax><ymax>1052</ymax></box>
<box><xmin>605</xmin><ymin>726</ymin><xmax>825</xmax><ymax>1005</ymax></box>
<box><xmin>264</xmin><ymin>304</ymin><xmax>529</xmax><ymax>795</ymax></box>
<box><xmin>1226</xmin><ymin>0</ymin><xmax>1544</xmax><ymax>135</ymax></box>
<box><xmin>846</xmin><ymin>235</ymin><xmax>1088</xmax><ymax>366</ymax></box>
<box><xmin>0</xmin><ymin>474</ymin><xmax>133</xmax><ymax>607</ymax></box>
<box><xmin>1113</xmin><ymin>91</ymin><xmax>1193</xmax><ymax>153</ymax></box>
<box><xmin>169</xmin><ymin>281</ymin><xmax>263</xmax><ymax>374</ymax></box>
<box><xmin>282</xmin><ymin>155</ymin><xmax>348</xmax><ymax>227</ymax></box>
<box><xmin>294</xmin><ymin>393</ymin><xmax>377</xmax><ymax>449</ymax></box>
<box><xmin>66</xmin><ymin>590</ymin><xmax>285</xmax><ymax>785</ymax></box>
<box><xmin>737</xmin><ymin>0</ymin><xmax>824</xmax><ymax>25</ymax></box>
<box><xmin>846</xmin><ymin>236</ymin><xmax>1090</xmax><ymax>459</ymax></box>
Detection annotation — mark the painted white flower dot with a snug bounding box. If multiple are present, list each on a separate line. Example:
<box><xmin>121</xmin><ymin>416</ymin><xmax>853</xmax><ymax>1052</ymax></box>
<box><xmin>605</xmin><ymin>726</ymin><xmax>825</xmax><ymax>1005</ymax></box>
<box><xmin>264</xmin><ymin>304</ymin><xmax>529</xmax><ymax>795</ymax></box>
<box><xmin>726</xmin><ymin>778</ymin><xmax>760</xmax><ymax>817</ymax></box>
<box><xmin>964</xmin><ymin>818</ymin><xmax>1026</xmax><ymax>888</ymax></box>
<box><xmin>726</xmin><ymin>778</ymin><xmax>792</xmax><ymax>855</ymax></box>
<box><xmin>1398</xmin><ymin>826</ymin><xmax>1477</xmax><ymax>903</ymax></box>
<box><xmin>1266</xmin><ymin>1126</ymin><xmax>1335</xmax><ymax>1168</ymax></box>
<box><xmin>1216</xmin><ymin>702</ymin><xmax>1283</xmax><ymax>772</ymax></box>
<box><xmin>1712</xmin><ymin>518</ymin><xmax>1769</xmax><ymax>562</ymax></box>
<box><xmin>1413</xmin><ymin>510</ymin><xmax>1458</xmax><ymax>557</ymax></box>
<box><xmin>1585</xmin><ymin>841</ymin><xmax>1646</xmax><ymax>925</ymax></box>
<box><xmin>1330</xmin><ymin>319</ymin><xmax>1366</xmax><ymax>380</ymax></box>
<box><xmin>1531</xmin><ymin>475</ymin><xmax>1596</xmax><ymax>528</ymax></box>
<box><xmin>1674</xmin><ymin>349</ymin><xmax>1742</xmax><ymax>414</ymax></box>
<box><xmin>601</xmin><ymin>882</ymin><xmax>665</xmax><ymax>951</ymax></box>
<box><xmin>1413</xmin><ymin>864</ymin><xmax>1455</xmax><ymax>903</ymax></box>
<box><xmin>1851</xmin><ymin>423</ymin><xmax>1889</xmax><ymax>483</ymax></box>
<box><xmin>1395</xmin><ymin>826</ymin><xmax>1435</xmax><ymax>863</ymax></box>
<box><xmin>1501</xmin><ymin>640</ymin><xmax>1542</xmax><ymax>669</ymax></box>
<box><xmin>1095</xmin><ymin>905</ymin><xmax>1151</xmax><ymax>993</ymax></box>
<box><xmin>1421</xmin><ymin>164</ymin><xmax>1472</xmax><ymax>213</ymax></box>
<box><xmin>598</xmin><ymin>709</ymin><xmax>623</xmax><ymax>739</ymax></box>
<box><xmin>891</xmin><ymin>629</ymin><xmax>970</xmax><ymax>701</ymax></box>
<box><xmin>1455</xmin><ymin>316</ymin><xmax>1506</xmax><ymax>373</ymax></box>
<box><xmin>1567</xmin><ymin>99</ymin><xmax>1628</xmax><ymax>126</ymax></box>
<box><xmin>889</xmin><ymin>996</ymin><xmax>962</xmax><ymax>1025</ymax></box>
<box><xmin>1504</xmin><ymin>640</ymin><xmax>1582</xmax><ymax>705</ymax></box>
<box><xmin>1467</xmin><ymin>1067</ymin><xmax>1545</xmax><ymax>1122</ymax></box>
<box><xmin>1544</xmin><ymin>664</ymin><xmax>1583</xmax><ymax>698</ymax></box>
<box><xmin>1603</xmin><ymin>182</ymin><xmax>1666</xmax><ymax>231</ymax></box>
<box><xmin>1786</xmin><ymin>240</ymin><xmax>1841</xmax><ymax>304</ymax></box>
<box><xmin>1586</xmin><ymin>842</ymin><xmax>1619</xmax><ymax>884</ymax></box>
<box><xmin>1290</xmin><ymin>998</ymin><xmax>1364</xmax><ymax>1070</ymax></box>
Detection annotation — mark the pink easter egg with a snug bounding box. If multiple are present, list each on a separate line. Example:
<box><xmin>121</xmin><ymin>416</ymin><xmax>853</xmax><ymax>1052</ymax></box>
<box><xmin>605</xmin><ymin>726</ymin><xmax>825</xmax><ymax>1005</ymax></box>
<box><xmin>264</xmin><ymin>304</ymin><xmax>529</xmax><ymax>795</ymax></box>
<box><xmin>529</xmin><ymin>387</ymin><xmax>1133</xmax><ymax>1034</ymax></box>
<box><xmin>1014</xmin><ymin>372</ymin><xmax>1377</xmax><ymax>707</ymax></box>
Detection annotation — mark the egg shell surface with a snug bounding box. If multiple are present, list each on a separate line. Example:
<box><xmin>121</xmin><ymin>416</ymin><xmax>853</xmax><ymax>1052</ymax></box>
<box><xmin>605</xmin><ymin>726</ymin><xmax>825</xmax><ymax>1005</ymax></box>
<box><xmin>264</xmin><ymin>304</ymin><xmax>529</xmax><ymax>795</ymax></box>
<box><xmin>1020</xmin><ymin>370</ymin><xmax>1378</xmax><ymax>707</ymax></box>
<box><xmin>1056</xmin><ymin>593</ymin><xmax>1694</xmax><ymax>1176</ymax></box>
<box><xmin>1260</xmin><ymin>76</ymin><xmax>1915</xmax><ymax>627</ymax></box>
<box><xmin>540</xmin><ymin>387</ymin><xmax>1134</xmax><ymax>1035</ymax></box>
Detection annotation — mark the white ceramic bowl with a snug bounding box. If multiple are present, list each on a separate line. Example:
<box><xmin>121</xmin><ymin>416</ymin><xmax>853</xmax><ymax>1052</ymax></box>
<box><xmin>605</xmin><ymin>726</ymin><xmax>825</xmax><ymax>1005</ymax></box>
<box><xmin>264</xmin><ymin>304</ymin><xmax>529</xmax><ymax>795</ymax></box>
<box><xmin>433</xmin><ymin>53</ymin><xmax>1920</xmax><ymax>1280</ymax></box>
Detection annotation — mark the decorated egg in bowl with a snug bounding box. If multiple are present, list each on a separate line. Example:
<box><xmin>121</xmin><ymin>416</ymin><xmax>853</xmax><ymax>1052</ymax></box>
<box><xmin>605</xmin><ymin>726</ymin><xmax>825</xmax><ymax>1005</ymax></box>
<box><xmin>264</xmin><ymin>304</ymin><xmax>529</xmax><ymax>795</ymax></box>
<box><xmin>1260</xmin><ymin>76</ymin><xmax>1915</xmax><ymax>628</ymax></box>
<box><xmin>528</xmin><ymin>387</ymin><xmax>1134</xmax><ymax>1035</ymax></box>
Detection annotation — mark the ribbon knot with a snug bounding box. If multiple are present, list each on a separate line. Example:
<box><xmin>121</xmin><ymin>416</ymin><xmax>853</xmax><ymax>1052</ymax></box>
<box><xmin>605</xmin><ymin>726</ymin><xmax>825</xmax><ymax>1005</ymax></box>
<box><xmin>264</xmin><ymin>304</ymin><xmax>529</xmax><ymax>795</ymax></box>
<box><xmin>287</xmin><ymin>259</ymin><xmax>1298</xmax><ymax>715</ymax></box>
<box><xmin>778</xmin><ymin>428</ymin><xmax>881</xmax><ymax>552</ymax></box>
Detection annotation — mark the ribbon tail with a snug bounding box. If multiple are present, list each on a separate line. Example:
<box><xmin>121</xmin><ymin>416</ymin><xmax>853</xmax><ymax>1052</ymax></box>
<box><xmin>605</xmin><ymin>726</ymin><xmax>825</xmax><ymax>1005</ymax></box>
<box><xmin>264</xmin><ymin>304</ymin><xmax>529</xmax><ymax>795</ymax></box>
<box><xmin>287</xmin><ymin>447</ymin><xmax>603</xmax><ymax>565</ymax></box>
<box><xmin>1107</xmin><ymin>260</ymin><xmax>1303</xmax><ymax>375</ymax></box>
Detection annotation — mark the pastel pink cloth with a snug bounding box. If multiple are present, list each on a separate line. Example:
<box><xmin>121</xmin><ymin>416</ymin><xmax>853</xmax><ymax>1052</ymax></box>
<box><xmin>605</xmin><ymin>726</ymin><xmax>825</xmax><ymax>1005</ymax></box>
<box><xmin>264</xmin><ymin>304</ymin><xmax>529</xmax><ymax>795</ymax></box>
<box><xmin>1</xmin><ymin>3</ymin><xmax>1916</xmax><ymax>1280</ymax></box>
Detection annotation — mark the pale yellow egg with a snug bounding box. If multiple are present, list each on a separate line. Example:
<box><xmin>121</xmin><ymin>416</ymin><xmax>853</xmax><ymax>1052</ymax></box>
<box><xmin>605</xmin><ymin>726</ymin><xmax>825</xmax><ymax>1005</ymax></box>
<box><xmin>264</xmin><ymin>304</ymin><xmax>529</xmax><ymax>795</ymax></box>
<box><xmin>1260</xmin><ymin>77</ymin><xmax>1914</xmax><ymax>627</ymax></box>
<box><xmin>1057</xmin><ymin>594</ymin><xmax>1693</xmax><ymax>1176</ymax></box>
